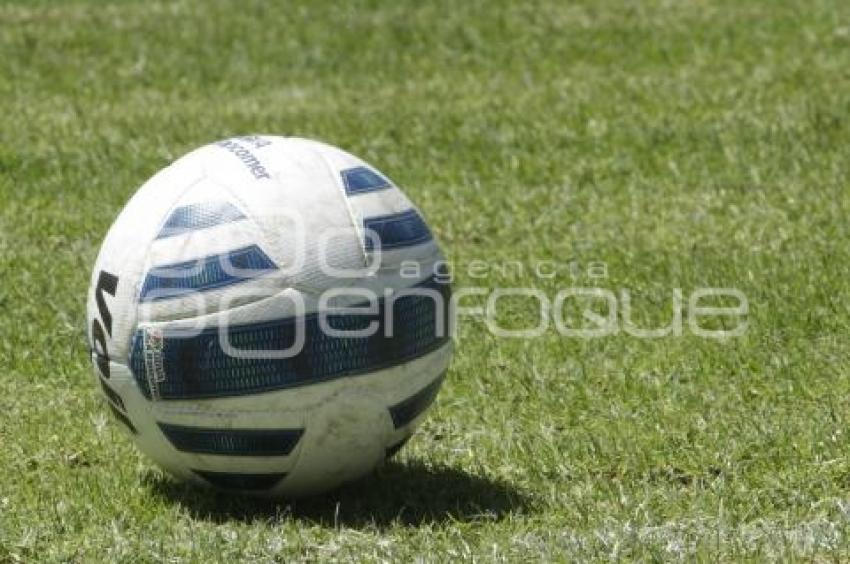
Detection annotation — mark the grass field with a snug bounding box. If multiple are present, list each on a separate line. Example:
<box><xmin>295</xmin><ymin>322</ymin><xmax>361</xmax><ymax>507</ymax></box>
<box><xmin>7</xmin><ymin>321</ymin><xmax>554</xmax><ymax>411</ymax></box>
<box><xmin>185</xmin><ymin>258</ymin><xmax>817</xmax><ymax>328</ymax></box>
<box><xmin>2</xmin><ymin>0</ymin><xmax>850</xmax><ymax>560</ymax></box>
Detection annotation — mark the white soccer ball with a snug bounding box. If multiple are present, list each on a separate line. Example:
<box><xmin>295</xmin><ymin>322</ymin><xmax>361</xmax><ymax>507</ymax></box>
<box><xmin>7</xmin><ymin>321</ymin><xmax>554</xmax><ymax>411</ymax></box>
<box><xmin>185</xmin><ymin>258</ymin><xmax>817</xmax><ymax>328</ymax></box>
<box><xmin>86</xmin><ymin>136</ymin><xmax>452</xmax><ymax>497</ymax></box>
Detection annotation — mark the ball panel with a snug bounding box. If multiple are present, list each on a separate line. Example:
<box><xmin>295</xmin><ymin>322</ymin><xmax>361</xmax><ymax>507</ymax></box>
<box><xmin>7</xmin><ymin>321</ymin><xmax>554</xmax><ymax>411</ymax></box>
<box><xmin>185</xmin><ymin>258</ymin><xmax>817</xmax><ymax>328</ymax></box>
<box><xmin>223</xmin><ymin>136</ymin><xmax>369</xmax><ymax>293</ymax></box>
<box><xmin>277</xmin><ymin>390</ymin><xmax>390</xmax><ymax>497</ymax></box>
<box><xmin>87</xmin><ymin>156</ymin><xmax>206</xmax><ymax>362</ymax></box>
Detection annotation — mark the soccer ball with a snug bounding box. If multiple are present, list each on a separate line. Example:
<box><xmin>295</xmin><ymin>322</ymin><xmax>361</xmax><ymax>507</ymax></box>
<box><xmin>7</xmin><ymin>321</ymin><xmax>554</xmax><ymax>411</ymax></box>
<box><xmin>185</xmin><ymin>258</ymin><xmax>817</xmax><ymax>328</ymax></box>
<box><xmin>86</xmin><ymin>136</ymin><xmax>452</xmax><ymax>497</ymax></box>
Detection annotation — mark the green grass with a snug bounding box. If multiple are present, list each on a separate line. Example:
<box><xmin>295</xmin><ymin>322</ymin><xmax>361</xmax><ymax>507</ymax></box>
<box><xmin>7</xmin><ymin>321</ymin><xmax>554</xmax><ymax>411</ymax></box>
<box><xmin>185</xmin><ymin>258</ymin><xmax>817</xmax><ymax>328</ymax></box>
<box><xmin>2</xmin><ymin>0</ymin><xmax>850</xmax><ymax>560</ymax></box>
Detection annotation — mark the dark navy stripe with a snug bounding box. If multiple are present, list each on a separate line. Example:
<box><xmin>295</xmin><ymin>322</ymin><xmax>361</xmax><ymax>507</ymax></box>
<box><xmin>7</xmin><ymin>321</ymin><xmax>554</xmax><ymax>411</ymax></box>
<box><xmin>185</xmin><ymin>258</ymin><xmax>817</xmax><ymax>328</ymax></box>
<box><xmin>99</xmin><ymin>378</ymin><xmax>126</xmax><ymax>412</ymax></box>
<box><xmin>389</xmin><ymin>373</ymin><xmax>445</xmax><ymax>429</ymax></box>
<box><xmin>341</xmin><ymin>166</ymin><xmax>391</xmax><ymax>195</ymax></box>
<box><xmin>158</xmin><ymin>423</ymin><xmax>303</xmax><ymax>456</ymax></box>
<box><xmin>129</xmin><ymin>275</ymin><xmax>451</xmax><ymax>400</ymax></box>
<box><xmin>157</xmin><ymin>201</ymin><xmax>245</xmax><ymax>239</ymax></box>
<box><xmin>385</xmin><ymin>436</ymin><xmax>411</xmax><ymax>459</ymax></box>
<box><xmin>363</xmin><ymin>209</ymin><xmax>433</xmax><ymax>251</ymax></box>
<box><xmin>139</xmin><ymin>245</ymin><xmax>277</xmax><ymax>302</ymax></box>
<box><xmin>108</xmin><ymin>403</ymin><xmax>137</xmax><ymax>434</ymax></box>
<box><xmin>193</xmin><ymin>470</ymin><xmax>285</xmax><ymax>491</ymax></box>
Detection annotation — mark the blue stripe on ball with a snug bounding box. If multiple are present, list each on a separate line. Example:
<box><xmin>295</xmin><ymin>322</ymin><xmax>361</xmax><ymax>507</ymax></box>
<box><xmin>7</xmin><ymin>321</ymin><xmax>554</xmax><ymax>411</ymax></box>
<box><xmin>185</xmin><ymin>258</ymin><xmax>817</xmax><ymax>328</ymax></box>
<box><xmin>388</xmin><ymin>372</ymin><xmax>446</xmax><ymax>429</ymax></box>
<box><xmin>139</xmin><ymin>244</ymin><xmax>277</xmax><ymax>302</ymax></box>
<box><xmin>129</xmin><ymin>275</ymin><xmax>451</xmax><ymax>400</ymax></box>
<box><xmin>363</xmin><ymin>209</ymin><xmax>433</xmax><ymax>251</ymax></box>
<box><xmin>341</xmin><ymin>166</ymin><xmax>392</xmax><ymax>195</ymax></box>
<box><xmin>158</xmin><ymin>423</ymin><xmax>303</xmax><ymax>456</ymax></box>
<box><xmin>157</xmin><ymin>201</ymin><xmax>246</xmax><ymax>239</ymax></box>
